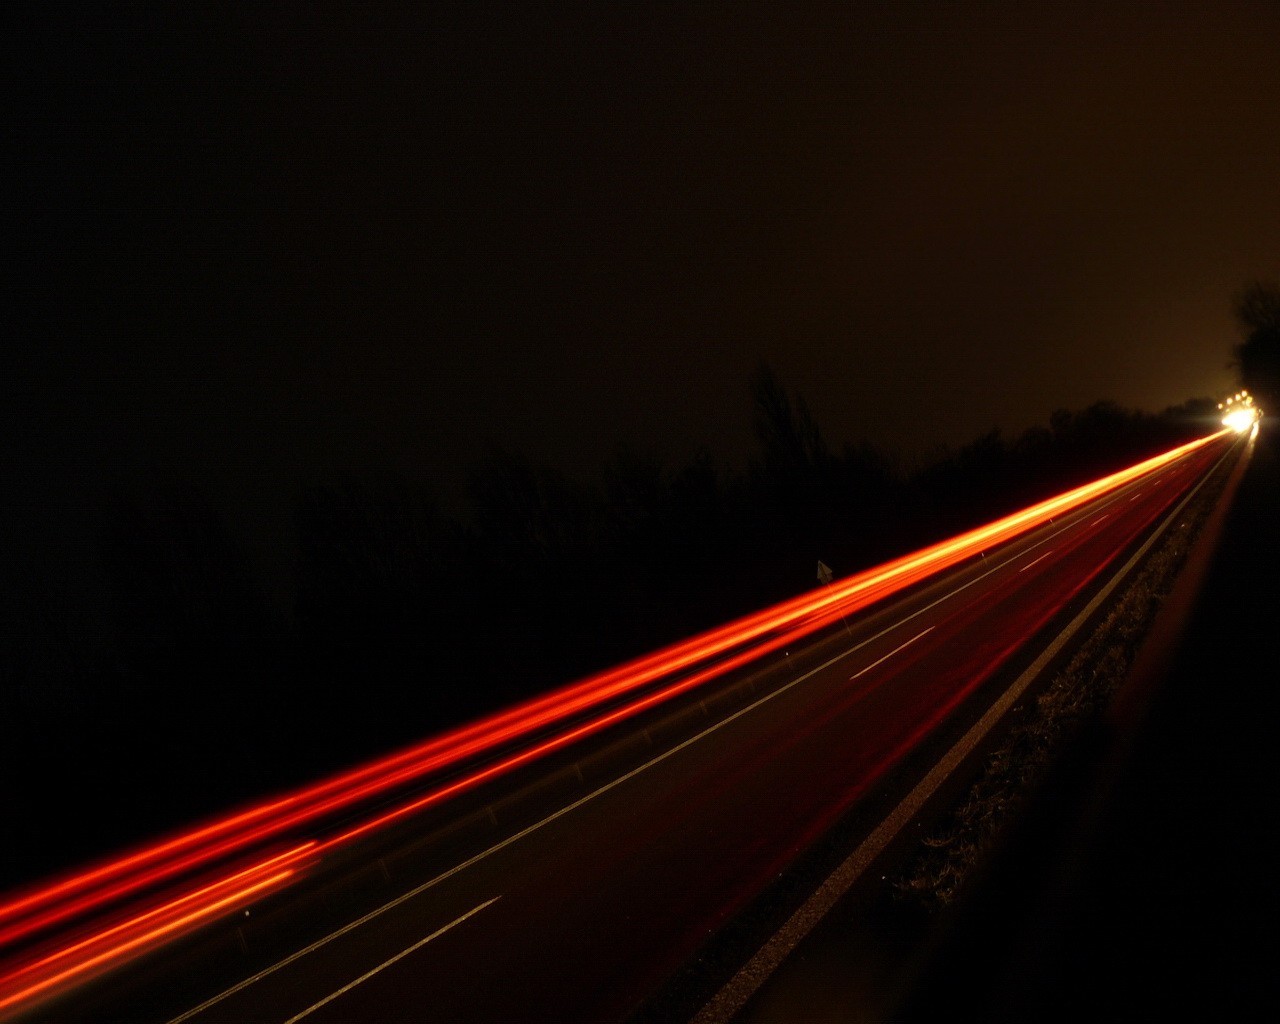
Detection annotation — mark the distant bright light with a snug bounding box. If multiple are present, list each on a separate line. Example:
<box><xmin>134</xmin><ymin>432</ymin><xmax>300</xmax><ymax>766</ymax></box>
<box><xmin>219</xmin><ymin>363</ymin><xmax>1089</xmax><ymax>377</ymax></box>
<box><xmin>1223</xmin><ymin>407</ymin><xmax>1259</xmax><ymax>432</ymax></box>
<box><xmin>0</xmin><ymin>425</ymin><xmax>1236</xmax><ymax>1019</ymax></box>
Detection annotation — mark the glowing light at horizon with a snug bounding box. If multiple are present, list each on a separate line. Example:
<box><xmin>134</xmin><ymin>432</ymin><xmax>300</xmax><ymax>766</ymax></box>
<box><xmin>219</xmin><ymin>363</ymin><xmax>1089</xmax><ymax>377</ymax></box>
<box><xmin>0</xmin><ymin>426</ymin><xmax>1234</xmax><ymax>1016</ymax></box>
<box><xmin>1224</xmin><ymin>407</ymin><xmax>1259</xmax><ymax>432</ymax></box>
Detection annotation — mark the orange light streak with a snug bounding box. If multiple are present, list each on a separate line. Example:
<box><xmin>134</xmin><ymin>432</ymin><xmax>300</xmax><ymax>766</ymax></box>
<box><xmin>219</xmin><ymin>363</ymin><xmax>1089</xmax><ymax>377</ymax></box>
<box><xmin>0</xmin><ymin>428</ymin><xmax>1232</xmax><ymax>1014</ymax></box>
<box><xmin>0</xmin><ymin>800</ymin><xmax>292</xmax><ymax>937</ymax></box>
<box><xmin>320</xmin><ymin>603</ymin><xmax>847</xmax><ymax>852</ymax></box>
<box><xmin>0</xmin><ymin>867</ymin><xmax>299</xmax><ymax>1017</ymax></box>
<box><xmin>1</xmin><ymin>845</ymin><xmax>314</xmax><ymax>990</ymax></box>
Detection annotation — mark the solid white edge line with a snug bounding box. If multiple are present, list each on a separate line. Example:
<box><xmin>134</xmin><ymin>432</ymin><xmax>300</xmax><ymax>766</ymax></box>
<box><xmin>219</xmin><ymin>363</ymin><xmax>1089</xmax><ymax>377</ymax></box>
<box><xmin>848</xmin><ymin>628</ymin><xmax>933</xmax><ymax>680</ymax></box>
<box><xmin>280</xmin><ymin>896</ymin><xmax>499</xmax><ymax>1024</ymax></box>
<box><xmin>688</xmin><ymin>437</ymin><xmax>1237</xmax><ymax>1024</ymax></box>
<box><xmin>165</xmin><ymin>530</ymin><xmax>1050</xmax><ymax>1023</ymax></box>
<box><xmin>164</xmin><ymin>446</ymin><xmax>1195</xmax><ymax>1024</ymax></box>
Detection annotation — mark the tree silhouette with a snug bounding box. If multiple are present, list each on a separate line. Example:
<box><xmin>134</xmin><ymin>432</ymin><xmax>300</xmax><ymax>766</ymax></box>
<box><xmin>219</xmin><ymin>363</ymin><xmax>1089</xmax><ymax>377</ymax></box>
<box><xmin>1234</xmin><ymin>281</ymin><xmax>1280</xmax><ymax>412</ymax></box>
<box><xmin>750</xmin><ymin>362</ymin><xmax>829</xmax><ymax>478</ymax></box>
<box><xmin>0</xmin><ymin>358</ymin><xmax>1219</xmax><ymax>895</ymax></box>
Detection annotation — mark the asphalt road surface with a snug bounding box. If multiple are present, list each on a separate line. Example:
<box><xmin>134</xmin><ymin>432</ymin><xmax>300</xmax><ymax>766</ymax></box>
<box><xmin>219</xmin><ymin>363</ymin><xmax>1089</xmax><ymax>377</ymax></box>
<box><xmin>32</xmin><ymin>431</ymin><xmax>1240</xmax><ymax>1024</ymax></box>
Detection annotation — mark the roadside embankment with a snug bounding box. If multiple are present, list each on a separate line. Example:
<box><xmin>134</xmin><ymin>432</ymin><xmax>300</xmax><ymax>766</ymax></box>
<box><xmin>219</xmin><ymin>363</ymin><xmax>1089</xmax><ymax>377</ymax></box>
<box><xmin>893</xmin><ymin>424</ymin><xmax>1278</xmax><ymax>1020</ymax></box>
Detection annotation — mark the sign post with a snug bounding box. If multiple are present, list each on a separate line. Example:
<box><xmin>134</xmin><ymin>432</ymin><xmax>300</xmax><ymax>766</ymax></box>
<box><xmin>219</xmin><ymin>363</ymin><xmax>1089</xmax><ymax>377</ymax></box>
<box><xmin>817</xmin><ymin>560</ymin><xmax>852</xmax><ymax>636</ymax></box>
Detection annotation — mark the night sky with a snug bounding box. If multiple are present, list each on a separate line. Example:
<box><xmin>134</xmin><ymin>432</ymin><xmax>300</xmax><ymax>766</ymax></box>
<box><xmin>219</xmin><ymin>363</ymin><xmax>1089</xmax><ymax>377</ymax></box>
<box><xmin>6</xmin><ymin>2</ymin><xmax>1279</xmax><ymax>564</ymax></box>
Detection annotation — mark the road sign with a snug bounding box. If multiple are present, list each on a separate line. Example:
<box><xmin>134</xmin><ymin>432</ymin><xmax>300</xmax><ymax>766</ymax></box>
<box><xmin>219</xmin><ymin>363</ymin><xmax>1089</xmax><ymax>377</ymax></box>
<box><xmin>817</xmin><ymin>560</ymin><xmax>833</xmax><ymax>585</ymax></box>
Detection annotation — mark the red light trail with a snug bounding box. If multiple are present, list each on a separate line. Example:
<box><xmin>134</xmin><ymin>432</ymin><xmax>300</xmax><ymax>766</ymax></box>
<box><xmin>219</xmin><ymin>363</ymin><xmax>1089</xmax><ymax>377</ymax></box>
<box><xmin>0</xmin><ymin>429</ymin><xmax>1231</xmax><ymax>1017</ymax></box>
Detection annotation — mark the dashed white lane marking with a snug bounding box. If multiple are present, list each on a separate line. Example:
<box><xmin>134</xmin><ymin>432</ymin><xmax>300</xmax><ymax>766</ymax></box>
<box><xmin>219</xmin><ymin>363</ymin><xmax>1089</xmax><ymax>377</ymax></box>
<box><xmin>280</xmin><ymin>897</ymin><xmax>500</xmax><ymax>1024</ymax></box>
<box><xmin>1018</xmin><ymin>550</ymin><xmax>1054</xmax><ymax>573</ymax></box>
<box><xmin>167</xmin><ymin>451</ymin><xmax>1177</xmax><ymax>1024</ymax></box>
<box><xmin>848</xmin><ymin>627</ymin><xmax>934</xmax><ymax>681</ymax></box>
<box><xmin>690</xmin><ymin>437</ymin><xmax>1237</xmax><ymax>1024</ymax></box>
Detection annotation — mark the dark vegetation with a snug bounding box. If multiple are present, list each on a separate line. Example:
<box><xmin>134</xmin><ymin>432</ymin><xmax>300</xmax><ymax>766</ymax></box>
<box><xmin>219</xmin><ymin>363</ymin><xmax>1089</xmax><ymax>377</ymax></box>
<box><xmin>890</xmin><ymin>411</ymin><xmax>1280</xmax><ymax>1024</ymax></box>
<box><xmin>890</xmin><ymin>436</ymin><xmax>1234</xmax><ymax>909</ymax></box>
<box><xmin>1235</xmin><ymin>281</ymin><xmax>1280</xmax><ymax>414</ymax></box>
<box><xmin>0</xmin><ymin>367</ymin><xmax>1218</xmax><ymax>889</ymax></box>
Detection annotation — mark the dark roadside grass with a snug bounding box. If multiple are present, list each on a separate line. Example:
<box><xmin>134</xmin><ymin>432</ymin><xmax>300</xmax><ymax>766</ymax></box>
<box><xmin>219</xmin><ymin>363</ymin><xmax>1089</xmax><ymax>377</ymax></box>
<box><xmin>890</xmin><ymin>424</ymin><xmax>1280</xmax><ymax>1021</ymax></box>
<box><xmin>650</xmin><ymin>431</ymin><xmax>1258</xmax><ymax>1024</ymax></box>
<box><xmin>889</xmin><ymin>434</ymin><xmax>1241</xmax><ymax>911</ymax></box>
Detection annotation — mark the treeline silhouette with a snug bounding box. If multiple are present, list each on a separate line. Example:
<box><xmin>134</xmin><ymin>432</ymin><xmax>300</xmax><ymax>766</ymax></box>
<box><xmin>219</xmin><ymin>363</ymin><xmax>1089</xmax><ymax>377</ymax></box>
<box><xmin>1235</xmin><ymin>281</ymin><xmax>1280</xmax><ymax>413</ymax></box>
<box><xmin>1</xmin><ymin>368</ymin><xmax>1217</xmax><ymax>887</ymax></box>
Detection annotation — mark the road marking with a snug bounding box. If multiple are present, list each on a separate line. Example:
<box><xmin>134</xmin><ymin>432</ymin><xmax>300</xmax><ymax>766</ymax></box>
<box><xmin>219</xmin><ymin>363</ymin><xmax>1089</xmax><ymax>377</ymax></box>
<box><xmin>280</xmin><ymin>897</ymin><xmax>499</xmax><ymax>1024</ymax></box>
<box><xmin>848</xmin><ymin>628</ymin><xmax>933</xmax><ymax>681</ymax></box>
<box><xmin>1018</xmin><ymin>550</ymin><xmax>1054</xmax><ymax>573</ymax></box>
<box><xmin>165</xmin><ymin>455</ymin><xmax>1182</xmax><ymax>1023</ymax></box>
<box><xmin>1092</xmin><ymin>513</ymin><xmax>1109</xmax><ymax>525</ymax></box>
<box><xmin>166</xmin><ymin>597</ymin><xmax>982</xmax><ymax>1023</ymax></box>
<box><xmin>690</xmin><ymin>435</ymin><xmax>1236</xmax><ymax>1024</ymax></box>
<box><xmin>1130</xmin><ymin>492</ymin><xmax>1144</xmax><ymax>501</ymax></box>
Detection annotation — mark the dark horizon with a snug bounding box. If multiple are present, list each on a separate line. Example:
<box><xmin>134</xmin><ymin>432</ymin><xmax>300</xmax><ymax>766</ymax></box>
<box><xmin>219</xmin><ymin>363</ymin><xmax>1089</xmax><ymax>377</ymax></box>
<box><xmin>7</xmin><ymin>8</ymin><xmax>1280</xmax><ymax>1015</ymax></box>
<box><xmin>7</xmin><ymin>4</ymin><xmax>1277</xmax><ymax>540</ymax></box>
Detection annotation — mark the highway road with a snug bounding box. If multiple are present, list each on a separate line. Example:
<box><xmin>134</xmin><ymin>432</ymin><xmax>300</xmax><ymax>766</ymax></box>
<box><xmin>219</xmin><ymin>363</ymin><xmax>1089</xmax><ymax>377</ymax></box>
<box><xmin>5</xmin><ymin>429</ymin><xmax>1242</xmax><ymax>1024</ymax></box>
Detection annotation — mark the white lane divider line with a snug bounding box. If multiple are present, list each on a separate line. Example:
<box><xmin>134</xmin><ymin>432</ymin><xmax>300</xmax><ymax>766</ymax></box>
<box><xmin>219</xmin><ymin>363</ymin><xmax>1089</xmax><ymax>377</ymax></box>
<box><xmin>848</xmin><ymin>627</ymin><xmax>934</xmax><ymax>681</ymax></box>
<box><xmin>1129</xmin><ymin>491</ymin><xmax>1144</xmax><ymax>501</ymax></box>
<box><xmin>281</xmin><ymin>897</ymin><xmax>500</xmax><ymax>1024</ymax></box>
<box><xmin>166</xmin><ymin>471</ymin><xmax>1136</xmax><ymax>1024</ymax></box>
<box><xmin>1092</xmin><ymin>513</ymin><xmax>1109</xmax><ymax>525</ymax></box>
<box><xmin>690</xmin><ymin>438</ymin><xmax>1236</xmax><ymax>1024</ymax></box>
<box><xmin>1018</xmin><ymin>550</ymin><xmax>1054</xmax><ymax>573</ymax></box>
